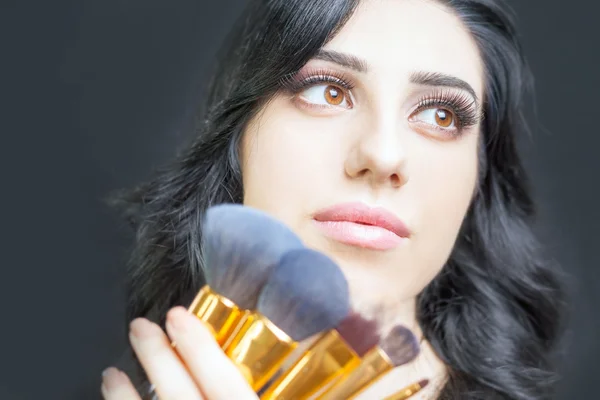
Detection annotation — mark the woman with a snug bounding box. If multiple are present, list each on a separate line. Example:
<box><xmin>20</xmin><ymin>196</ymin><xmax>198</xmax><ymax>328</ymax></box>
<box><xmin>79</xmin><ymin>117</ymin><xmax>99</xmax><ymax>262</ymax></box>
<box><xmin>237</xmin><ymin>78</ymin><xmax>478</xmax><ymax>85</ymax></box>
<box><xmin>102</xmin><ymin>0</ymin><xmax>566</xmax><ymax>398</ymax></box>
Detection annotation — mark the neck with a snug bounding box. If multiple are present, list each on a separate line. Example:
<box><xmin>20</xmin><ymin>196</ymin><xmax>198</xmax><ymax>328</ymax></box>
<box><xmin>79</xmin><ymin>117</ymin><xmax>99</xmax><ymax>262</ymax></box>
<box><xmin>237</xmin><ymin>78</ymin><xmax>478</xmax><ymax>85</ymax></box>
<box><xmin>348</xmin><ymin>292</ymin><xmax>448</xmax><ymax>399</ymax></box>
<box><xmin>350</xmin><ymin>295</ymin><xmax>422</xmax><ymax>339</ymax></box>
<box><xmin>280</xmin><ymin>295</ymin><xmax>447</xmax><ymax>399</ymax></box>
<box><xmin>344</xmin><ymin>271</ymin><xmax>423</xmax><ymax>341</ymax></box>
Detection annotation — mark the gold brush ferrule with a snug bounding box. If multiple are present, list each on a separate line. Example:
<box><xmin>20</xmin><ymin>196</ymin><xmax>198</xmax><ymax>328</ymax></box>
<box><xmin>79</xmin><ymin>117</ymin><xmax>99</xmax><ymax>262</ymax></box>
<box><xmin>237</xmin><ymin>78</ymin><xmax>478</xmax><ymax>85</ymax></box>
<box><xmin>383</xmin><ymin>381</ymin><xmax>427</xmax><ymax>400</ymax></box>
<box><xmin>317</xmin><ymin>346</ymin><xmax>393</xmax><ymax>400</ymax></box>
<box><xmin>187</xmin><ymin>285</ymin><xmax>245</xmax><ymax>347</ymax></box>
<box><xmin>224</xmin><ymin>312</ymin><xmax>298</xmax><ymax>391</ymax></box>
<box><xmin>259</xmin><ymin>329</ymin><xmax>362</xmax><ymax>400</ymax></box>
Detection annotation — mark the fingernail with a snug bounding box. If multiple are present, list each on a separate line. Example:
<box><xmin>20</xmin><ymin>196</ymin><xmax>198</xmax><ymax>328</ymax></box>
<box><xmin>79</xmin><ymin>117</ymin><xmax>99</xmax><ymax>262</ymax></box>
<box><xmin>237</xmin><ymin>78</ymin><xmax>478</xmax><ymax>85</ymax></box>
<box><xmin>101</xmin><ymin>367</ymin><xmax>126</xmax><ymax>391</ymax></box>
<box><xmin>129</xmin><ymin>318</ymin><xmax>157</xmax><ymax>340</ymax></box>
<box><xmin>166</xmin><ymin>307</ymin><xmax>192</xmax><ymax>333</ymax></box>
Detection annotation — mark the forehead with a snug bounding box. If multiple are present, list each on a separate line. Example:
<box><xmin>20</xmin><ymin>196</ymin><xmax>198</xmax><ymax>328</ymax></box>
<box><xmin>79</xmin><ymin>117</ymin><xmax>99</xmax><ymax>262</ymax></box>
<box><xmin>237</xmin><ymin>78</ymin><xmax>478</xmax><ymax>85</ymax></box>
<box><xmin>324</xmin><ymin>0</ymin><xmax>484</xmax><ymax>97</ymax></box>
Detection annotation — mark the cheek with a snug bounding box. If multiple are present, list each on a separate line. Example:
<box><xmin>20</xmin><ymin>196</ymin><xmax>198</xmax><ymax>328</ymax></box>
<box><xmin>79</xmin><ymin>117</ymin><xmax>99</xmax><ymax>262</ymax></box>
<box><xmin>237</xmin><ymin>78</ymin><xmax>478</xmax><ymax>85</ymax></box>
<box><xmin>361</xmin><ymin>134</ymin><xmax>479</xmax><ymax>303</ymax></box>
<box><xmin>410</xmin><ymin>134</ymin><xmax>479</xmax><ymax>267</ymax></box>
<box><xmin>240</xmin><ymin>103</ymin><xmax>344</xmax><ymax>222</ymax></box>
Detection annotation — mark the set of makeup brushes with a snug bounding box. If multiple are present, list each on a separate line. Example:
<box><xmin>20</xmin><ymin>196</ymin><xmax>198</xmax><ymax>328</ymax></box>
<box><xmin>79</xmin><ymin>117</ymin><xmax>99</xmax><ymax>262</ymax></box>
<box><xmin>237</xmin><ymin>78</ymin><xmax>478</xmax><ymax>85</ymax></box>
<box><xmin>179</xmin><ymin>204</ymin><xmax>427</xmax><ymax>399</ymax></box>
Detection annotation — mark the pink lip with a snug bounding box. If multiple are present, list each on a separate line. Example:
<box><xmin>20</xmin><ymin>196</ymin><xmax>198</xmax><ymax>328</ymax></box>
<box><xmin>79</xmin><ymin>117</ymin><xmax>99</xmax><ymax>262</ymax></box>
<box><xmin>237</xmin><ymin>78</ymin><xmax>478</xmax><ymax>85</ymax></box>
<box><xmin>312</xmin><ymin>202</ymin><xmax>410</xmax><ymax>251</ymax></box>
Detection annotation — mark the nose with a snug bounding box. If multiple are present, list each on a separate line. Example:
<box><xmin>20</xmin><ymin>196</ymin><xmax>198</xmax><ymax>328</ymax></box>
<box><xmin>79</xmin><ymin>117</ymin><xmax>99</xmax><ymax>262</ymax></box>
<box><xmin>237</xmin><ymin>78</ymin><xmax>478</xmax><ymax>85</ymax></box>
<box><xmin>344</xmin><ymin>118</ymin><xmax>408</xmax><ymax>188</ymax></box>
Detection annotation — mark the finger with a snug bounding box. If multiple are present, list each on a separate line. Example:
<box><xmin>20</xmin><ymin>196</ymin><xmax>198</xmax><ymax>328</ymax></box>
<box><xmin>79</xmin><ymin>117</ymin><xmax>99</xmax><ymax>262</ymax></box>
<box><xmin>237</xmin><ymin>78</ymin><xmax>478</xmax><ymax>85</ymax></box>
<box><xmin>166</xmin><ymin>307</ymin><xmax>257</xmax><ymax>400</ymax></box>
<box><xmin>129</xmin><ymin>318</ymin><xmax>204</xmax><ymax>400</ymax></box>
<box><xmin>100</xmin><ymin>367</ymin><xmax>142</xmax><ymax>400</ymax></box>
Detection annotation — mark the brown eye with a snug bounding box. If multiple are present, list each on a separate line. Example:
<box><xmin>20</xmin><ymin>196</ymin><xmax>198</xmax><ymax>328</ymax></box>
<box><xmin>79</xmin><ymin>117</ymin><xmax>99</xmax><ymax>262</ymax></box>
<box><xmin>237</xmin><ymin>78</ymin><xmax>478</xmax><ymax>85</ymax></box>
<box><xmin>410</xmin><ymin>107</ymin><xmax>458</xmax><ymax>132</ymax></box>
<box><xmin>297</xmin><ymin>83</ymin><xmax>352</xmax><ymax>109</ymax></box>
<box><xmin>324</xmin><ymin>85</ymin><xmax>344</xmax><ymax>105</ymax></box>
<box><xmin>434</xmin><ymin>108</ymin><xmax>454</xmax><ymax>127</ymax></box>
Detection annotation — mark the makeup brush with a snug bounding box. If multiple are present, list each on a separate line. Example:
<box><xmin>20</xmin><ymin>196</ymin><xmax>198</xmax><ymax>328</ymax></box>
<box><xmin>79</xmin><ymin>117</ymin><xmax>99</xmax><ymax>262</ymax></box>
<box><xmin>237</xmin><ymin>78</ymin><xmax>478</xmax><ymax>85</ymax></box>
<box><xmin>383</xmin><ymin>379</ymin><xmax>429</xmax><ymax>400</ymax></box>
<box><xmin>260</xmin><ymin>313</ymin><xmax>380</xmax><ymax>400</ymax></box>
<box><xmin>187</xmin><ymin>204</ymin><xmax>304</xmax><ymax>346</ymax></box>
<box><xmin>317</xmin><ymin>325</ymin><xmax>420</xmax><ymax>400</ymax></box>
<box><xmin>225</xmin><ymin>247</ymin><xmax>350</xmax><ymax>391</ymax></box>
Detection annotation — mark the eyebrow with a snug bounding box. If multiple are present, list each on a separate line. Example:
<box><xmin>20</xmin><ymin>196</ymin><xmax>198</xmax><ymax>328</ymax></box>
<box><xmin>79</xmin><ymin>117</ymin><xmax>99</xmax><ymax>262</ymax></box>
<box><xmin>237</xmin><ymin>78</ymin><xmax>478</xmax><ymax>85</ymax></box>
<box><xmin>313</xmin><ymin>49</ymin><xmax>479</xmax><ymax>101</ymax></box>
<box><xmin>409</xmin><ymin>71</ymin><xmax>479</xmax><ymax>102</ymax></box>
<box><xmin>314</xmin><ymin>49</ymin><xmax>369</xmax><ymax>73</ymax></box>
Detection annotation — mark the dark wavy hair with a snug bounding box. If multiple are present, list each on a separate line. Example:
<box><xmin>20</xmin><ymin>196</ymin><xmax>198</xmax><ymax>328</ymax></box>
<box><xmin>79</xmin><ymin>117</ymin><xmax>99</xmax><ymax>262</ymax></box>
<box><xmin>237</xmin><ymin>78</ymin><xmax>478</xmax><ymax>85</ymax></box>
<box><xmin>110</xmin><ymin>0</ymin><xmax>566</xmax><ymax>398</ymax></box>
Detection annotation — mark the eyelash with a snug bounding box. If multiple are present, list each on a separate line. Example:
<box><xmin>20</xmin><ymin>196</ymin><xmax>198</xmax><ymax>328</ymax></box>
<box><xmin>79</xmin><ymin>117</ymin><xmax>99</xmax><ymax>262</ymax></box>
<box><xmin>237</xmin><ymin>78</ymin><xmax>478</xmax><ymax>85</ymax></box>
<box><xmin>412</xmin><ymin>89</ymin><xmax>481</xmax><ymax>131</ymax></box>
<box><xmin>279</xmin><ymin>67</ymin><xmax>356</xmax><ymax>96</ymax></box>
<box><xmin>279</xmin><ymin>68</ymin><xmax>481</xmax><ymax>133</ymax></box>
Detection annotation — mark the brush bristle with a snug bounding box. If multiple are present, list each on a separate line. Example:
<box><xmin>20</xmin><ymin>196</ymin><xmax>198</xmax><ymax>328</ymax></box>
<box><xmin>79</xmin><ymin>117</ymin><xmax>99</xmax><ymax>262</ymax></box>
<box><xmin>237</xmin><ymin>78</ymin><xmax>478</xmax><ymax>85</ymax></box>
<box><xmin>334</xmin><ymin>313</ymin><xmax>380</xmax><ymax>357</ymax></box>
<box><xmin>418</xmin><ymin>379</ymin><xmax>429</xmax><ymax>389</ymax></box>
<box><xmin>201</xmin><ymin>204</ymin><xmax>304</xmax><ymax>309</ymax></box>
<box><xmin>379</xmin><ymin>325</ymin><xmax>420</xmax><ymax>367</ymax></box>
<box><xmin>257</xmin><ymin>248</ymin><xmax>349</xmax><ymax>341</ymax></box>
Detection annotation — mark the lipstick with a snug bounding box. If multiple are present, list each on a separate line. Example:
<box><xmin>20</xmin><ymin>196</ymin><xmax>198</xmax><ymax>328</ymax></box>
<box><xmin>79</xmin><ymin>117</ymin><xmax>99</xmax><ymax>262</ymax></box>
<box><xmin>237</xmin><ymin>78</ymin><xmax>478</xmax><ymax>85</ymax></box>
<box><xmin>313</xmin><ymin>202</ymin><xmax>409</xmax><ymax>251</ymax></box>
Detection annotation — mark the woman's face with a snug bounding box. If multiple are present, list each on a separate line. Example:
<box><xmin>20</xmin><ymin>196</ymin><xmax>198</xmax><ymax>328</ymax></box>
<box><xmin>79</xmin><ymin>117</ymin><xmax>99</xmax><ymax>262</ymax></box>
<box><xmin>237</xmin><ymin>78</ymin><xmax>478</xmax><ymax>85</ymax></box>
<box><xmin>241</xmin><ymin>0</ymin><xmax>484</xmax><ymax>322</ymax></box>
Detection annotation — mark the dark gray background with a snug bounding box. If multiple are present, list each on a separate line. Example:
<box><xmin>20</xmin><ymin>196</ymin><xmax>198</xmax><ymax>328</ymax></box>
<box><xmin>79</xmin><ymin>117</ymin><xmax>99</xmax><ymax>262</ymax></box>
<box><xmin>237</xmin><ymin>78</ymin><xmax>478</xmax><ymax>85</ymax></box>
<box><xmin>1</xmin><ymin>1</ymin><xmax>597</xmax><ymax>399</ymax></box>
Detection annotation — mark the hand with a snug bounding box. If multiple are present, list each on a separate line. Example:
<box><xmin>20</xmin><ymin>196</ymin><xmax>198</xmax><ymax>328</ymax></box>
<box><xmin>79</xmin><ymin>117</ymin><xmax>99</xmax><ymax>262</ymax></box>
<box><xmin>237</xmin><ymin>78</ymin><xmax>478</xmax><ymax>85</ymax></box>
<box><xmin>101</xmin><ymin>307</ymin><xmax>258</xmax><ymax>400</ymax></box>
